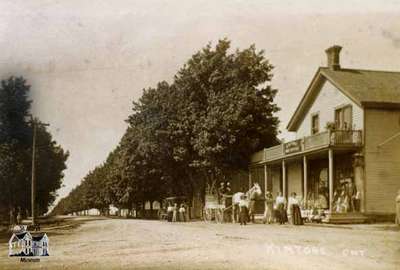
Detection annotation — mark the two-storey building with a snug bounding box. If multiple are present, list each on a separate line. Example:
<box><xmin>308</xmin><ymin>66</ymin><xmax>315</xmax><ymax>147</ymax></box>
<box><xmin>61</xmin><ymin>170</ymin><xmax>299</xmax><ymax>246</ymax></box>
<box><xmin>249</xmin><ymin>45</ymin><xmax>400</xmax><ymax>223</ymax></box>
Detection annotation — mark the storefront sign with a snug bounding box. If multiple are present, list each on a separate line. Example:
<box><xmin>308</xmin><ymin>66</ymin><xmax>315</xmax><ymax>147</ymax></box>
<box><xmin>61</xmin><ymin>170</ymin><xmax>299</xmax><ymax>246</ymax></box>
<box><xmin>284</xmin><ymin>139</ymin><xmax>302</xmax><ymax>154</ymax></box>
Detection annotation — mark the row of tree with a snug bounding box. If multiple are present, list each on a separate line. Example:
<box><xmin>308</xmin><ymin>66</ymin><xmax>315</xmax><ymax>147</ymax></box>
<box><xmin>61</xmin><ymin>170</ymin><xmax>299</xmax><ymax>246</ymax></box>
<box><xmin>52</xmin><ymin>39</ymin><xmax>280</xmax><ymax>216</ymax></box>
<box><xmin>0</xmin><ymin>76</ymin><xmax>69</xmax><ymax>219</ymax></box>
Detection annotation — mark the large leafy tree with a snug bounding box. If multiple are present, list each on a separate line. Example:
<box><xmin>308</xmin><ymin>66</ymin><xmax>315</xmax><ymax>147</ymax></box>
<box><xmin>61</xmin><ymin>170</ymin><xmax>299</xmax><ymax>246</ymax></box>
<box><xmin>172</xmin><ymin>39</ymin><xmax>279</xmax><ymax>191</ymax></box>
<box><xmin>0</xmin><ymin>76</ymin><xmax>69</xmax><ymax>217</ymax></box>
<box><xmin>54</xmin><ymin>39</ymin><xmax>279</xmax><ymax>215</ymax></box>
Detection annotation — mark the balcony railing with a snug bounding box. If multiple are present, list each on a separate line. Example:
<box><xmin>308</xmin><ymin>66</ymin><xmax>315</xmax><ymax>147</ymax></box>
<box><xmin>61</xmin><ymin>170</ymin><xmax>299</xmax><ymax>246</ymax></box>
<box><xmin>265</xmin><ymin>144</ymin><xmax>284</xmax><ymax>161</ymax></box>
<box><xmin>330</xmin><ymin>130</ymin><xmax>362</xmax><ymax>146</ymax></box>
<box><xmin>253</xmin><ymin>130</ymin><xmax>362</xmax><ymax>163</ymax></box>
<box><xmin>304</xmin><ymin>131</ymin><xmax>330</xmax><ymax>150</ymax></box>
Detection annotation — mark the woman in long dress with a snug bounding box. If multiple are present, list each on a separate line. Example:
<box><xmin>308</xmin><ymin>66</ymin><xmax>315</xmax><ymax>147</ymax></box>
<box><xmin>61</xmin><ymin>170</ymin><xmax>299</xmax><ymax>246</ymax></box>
<box><xmin>263</xmin><ymin>191</ymin><xmax>274</xmax><ymax>224</ymax></box>
<box><xmin>275</xmin><ymin>192</ymin><xmax>287</xmax><ymax>224</ymax></box>
<box><xmin>179</xmin><ymin>204</ymin><xmax>186</xmax><ymax>222</ymax></box>
<box><xmin>289</xmin><ymin>193</ymin><xmax>303</xmax><ymax>225</ymax></box>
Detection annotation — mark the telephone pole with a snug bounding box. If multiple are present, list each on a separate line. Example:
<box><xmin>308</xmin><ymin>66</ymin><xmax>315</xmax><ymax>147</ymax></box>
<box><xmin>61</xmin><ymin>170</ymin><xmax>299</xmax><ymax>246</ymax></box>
<box><xmin>30</xmin><ymin>117</ymin><xmax>49</xmax><ymax>228</ymax></box>
<box><xmin>31</xmin><ymin>118</ymin><xmax>37</xmax><ymax>226</ymax></box>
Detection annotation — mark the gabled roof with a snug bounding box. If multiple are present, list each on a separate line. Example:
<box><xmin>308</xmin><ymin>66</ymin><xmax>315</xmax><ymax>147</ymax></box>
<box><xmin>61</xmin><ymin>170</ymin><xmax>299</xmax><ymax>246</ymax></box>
<box><xmin>287</xmin><ymin>67</ymin><xmax>400</xmax><ymax>131</ymax></box>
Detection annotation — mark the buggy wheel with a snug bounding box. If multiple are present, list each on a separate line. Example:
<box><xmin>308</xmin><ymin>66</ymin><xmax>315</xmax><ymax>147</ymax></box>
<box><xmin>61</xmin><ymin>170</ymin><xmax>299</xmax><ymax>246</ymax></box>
<box><xmin>203</xmin><ymin>208</ymin><xmax>213</xmax><ymax>222</ymax></box>
<box><xmin>215</xmin><ymin>208</ymin><xmax>224</xmax><ymax>223</ymax></box>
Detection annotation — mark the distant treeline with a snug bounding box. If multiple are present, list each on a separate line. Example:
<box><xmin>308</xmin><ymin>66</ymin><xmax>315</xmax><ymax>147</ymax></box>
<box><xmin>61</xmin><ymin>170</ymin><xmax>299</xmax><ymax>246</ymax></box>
<box><xmin>52</xmin><ymin>39</ymin><xmax>280</xmax><ymax>216</ymax></box>
<box><xmin>0</xmin><ymin>76</ymin><xmax>69</xmax><ymax>219</ymax></box>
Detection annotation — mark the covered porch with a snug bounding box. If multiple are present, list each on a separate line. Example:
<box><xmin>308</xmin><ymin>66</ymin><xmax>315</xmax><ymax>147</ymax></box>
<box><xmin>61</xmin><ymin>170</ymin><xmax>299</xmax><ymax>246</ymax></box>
<box><xmin>249</xmin><ymin>130</ymin><xmax>367</xmax><ymax>223</ymax></box>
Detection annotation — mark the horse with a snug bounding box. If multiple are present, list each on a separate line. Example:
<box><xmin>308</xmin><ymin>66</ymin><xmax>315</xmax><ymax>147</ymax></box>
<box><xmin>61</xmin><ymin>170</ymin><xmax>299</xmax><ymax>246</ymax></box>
<box><xmin>231</xmin><ymin>183</ymin><xmax>262</xmax><ymax>223</ymax></box>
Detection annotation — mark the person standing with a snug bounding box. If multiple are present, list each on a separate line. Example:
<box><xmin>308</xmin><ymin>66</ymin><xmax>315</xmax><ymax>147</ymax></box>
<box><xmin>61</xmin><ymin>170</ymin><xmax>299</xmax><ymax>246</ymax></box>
<box><xmin>167</xmin><ymin>203</ymin><xmax>173</xmax><ymax>222</ymax></box>
<box><xmin>396</xmin><ymin>189</ymin><xmax>400</xmax><ymax>226</ymax></box>
<box><xmin>248</xmin><ymin>183</ymin><xmax>261</xmax><ymax>223</ymax></box>
<box><xmin>172</xmin><ymin>203</ymin><xmax>178</xmax><ymax>222</ymax></box>
<box><xmin>218</xmin><ymin>182</ymin><xmax>225</xmax><ymax>203</ymax></box>
<box><xmin>225</xmin><ymin>182</ymin><xmax>232</xmax><ymax>195</ymax></box>
<box><xmin>347</xmin><ymin>181</ymin><xmax>357</xmax><ymax>212</ymax></box>
<box><xmin>16</xmin><ymin>207</ymin><xmax>22</xmax><ymax>225</ymax></box>
<box><xmin>288</xmin><ymin>193</ymin><xmax>303</xmax><ymax>225</ymax></box>
<box><xmin>276</xmin><ymin>192</ymin><xmax>287</xmax><ymax>225</ymax></box>
<box><xmin>239</xmin><ymin>195</ymin><xmax>248</xmax><ymax>226</ymax></box>
<box><xmin>263</xmin><ymin>191</ymin><xmax>274</xmax><ymax>224</ymax></box>
<box><xmin>179</xmin><ymin>204</ymin><xmax>186</xmax><ymax>222</ymax></box>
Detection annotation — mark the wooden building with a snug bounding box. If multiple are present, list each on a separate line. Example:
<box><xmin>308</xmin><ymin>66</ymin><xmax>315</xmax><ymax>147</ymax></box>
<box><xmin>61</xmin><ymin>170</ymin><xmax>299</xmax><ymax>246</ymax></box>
<box><xmin>250</xmin><ymin>45</ymin><xmax>400</xmax><ymax>223</ymax></box>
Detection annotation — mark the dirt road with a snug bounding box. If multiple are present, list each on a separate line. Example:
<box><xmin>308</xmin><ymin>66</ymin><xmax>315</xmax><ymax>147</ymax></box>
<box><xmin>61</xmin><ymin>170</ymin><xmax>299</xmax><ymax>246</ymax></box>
<box><xmin>0</xmin><ymin>217</ymin><xmax>399</xmax><ymax>270</ymax></box>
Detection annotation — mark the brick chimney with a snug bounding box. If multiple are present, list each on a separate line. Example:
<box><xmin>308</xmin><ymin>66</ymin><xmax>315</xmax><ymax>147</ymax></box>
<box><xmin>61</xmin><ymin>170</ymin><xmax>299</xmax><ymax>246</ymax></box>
<box><xmin>325</xmin><ymin>45</ymin><xmax>342</xmax><ymax>70</ymax></box>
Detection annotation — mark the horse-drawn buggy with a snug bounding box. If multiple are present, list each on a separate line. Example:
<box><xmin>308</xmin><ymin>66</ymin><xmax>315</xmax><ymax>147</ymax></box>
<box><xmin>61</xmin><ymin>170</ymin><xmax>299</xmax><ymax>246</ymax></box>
<box><xmin>203</xmin><ymin>182</ymin><xmax>262</xmax><ymax>223</ymax></box>
<box><xmin>203</xmin><ymin>193</ymin><xmax>233</xmax><ymax>223</ymax></box>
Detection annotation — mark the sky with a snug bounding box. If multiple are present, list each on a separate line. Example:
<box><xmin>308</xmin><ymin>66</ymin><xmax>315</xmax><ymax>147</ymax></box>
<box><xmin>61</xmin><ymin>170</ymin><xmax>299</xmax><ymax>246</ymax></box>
<box><xmin>0</xmin><ymin>0</ymin><xmax>400</xmax><ymax>203</ymax></box>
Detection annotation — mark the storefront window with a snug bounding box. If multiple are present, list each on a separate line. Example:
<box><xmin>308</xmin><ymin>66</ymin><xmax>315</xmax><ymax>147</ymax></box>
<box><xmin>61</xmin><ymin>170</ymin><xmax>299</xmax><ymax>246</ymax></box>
<box><xmin>306</xmin><ymin>160</ymin><xmax>329</xmax><ymax>210</ymax></box>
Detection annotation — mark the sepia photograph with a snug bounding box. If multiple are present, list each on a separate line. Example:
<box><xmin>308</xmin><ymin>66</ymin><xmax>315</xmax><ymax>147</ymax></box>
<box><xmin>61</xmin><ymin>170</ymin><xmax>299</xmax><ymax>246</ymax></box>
<box><xmin>0</xmin><ymin>1</ymin><xmax>399</xmax><ymax>269</ymax></box>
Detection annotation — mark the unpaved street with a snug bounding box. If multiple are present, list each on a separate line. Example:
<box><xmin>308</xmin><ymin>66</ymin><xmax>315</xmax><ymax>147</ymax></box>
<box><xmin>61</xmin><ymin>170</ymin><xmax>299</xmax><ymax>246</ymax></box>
<box><xmin>1</xmin><ymin>217</ymin><xmax>399</xmax><ymax>270</ymax></box>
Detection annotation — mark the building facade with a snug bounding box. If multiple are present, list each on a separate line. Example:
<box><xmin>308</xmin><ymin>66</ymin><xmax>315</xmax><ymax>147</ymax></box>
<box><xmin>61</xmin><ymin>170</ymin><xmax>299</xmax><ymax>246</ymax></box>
<box><xmin>249</xmin><ymin>45</ymin><xmax>400</xmax><ymax>223</ymax></box>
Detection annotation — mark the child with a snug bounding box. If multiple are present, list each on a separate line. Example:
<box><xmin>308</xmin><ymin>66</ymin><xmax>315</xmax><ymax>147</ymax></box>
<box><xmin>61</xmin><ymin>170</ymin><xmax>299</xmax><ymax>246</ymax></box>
<box><xmin>239</xmin><ymin>195</ymin><xmax>248</xmax><ymax>225</ymax></box>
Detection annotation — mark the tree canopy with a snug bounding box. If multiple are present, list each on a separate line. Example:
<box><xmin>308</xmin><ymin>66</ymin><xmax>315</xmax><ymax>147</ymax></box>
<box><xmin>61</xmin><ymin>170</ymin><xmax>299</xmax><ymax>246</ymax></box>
<box><xmin>53</xmin><ymin>39</ymin><xmax>280</xmax><ymax>216</ymax></box>
<box><xmin>0</xmin><ymin>76</ymin><xmax>69</xmax><ymax>217</ymax></box>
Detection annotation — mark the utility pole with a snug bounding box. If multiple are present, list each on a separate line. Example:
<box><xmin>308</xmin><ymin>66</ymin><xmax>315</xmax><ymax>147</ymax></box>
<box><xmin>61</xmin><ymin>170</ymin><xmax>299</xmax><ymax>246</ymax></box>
<box><xmin>30</xmin><ymin>117</ymin><xmax>49</xmax><ymax>229</ymax></box>
<box><xmin>31</xmin><ymin>117</ymin><xmax>37</xmax><ymax>227</ymax></box>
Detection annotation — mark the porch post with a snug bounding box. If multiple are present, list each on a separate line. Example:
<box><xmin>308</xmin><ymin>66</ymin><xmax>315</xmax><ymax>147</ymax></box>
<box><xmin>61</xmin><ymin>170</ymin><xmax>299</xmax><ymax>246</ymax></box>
<box><xmin>328</xmin><ymin>149</ymin><xmax>334</xmax><ymax>211</ymax></box>
<box><xmin>264</xmin><ymin>164</ymin><xmax>268</xmax><ymax>194</ymax></box>
<box><xmin>303</xmin><ymin>156</ymin><xmax>308</xmax><ymax>206</ymax></box>
<box><xmin>282</xmin><ymin>160</ymin><xmax>287</xmax><ymax>198</ymax></box>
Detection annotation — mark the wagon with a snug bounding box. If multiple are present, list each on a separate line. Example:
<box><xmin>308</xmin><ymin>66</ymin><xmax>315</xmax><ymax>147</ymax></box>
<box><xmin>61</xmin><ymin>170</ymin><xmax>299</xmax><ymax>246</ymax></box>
<box><xmin>203</xmin><ymin>194</ymin><xmax>233</xmax><ymax>223</ymax></box>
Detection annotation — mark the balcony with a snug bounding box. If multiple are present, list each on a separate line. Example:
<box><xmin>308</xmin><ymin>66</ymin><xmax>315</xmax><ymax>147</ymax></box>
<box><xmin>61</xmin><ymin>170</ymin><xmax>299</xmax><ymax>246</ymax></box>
<box><xmin>264</xmin><ymin>144</ymin><xmax>284</xmax><ymax>162</ymax></box>
<box><xmin>254</xmin><ymin>130</ymin><xmax>362</xmax><ymax>163</ymax></box>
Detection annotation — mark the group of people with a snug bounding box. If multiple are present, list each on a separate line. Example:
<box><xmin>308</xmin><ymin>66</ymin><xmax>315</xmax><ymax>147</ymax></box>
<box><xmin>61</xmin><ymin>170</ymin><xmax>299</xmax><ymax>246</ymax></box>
<box><xmin>232</xmin><ymin>182</ymin><xmax>303</xmax><ymax>226</ymax></box>
<box><xmin>333</xmin><ymin>180</ymin><xmax>361</xmax><ymax>213</ymax></box>
<box><xmin>263</xmin><ymin>191</ymin><xmax>304</xmax><ymax>225</ymax></box>
<box><xmin>232</xmin><ymin>183</ymin><xmax>261</xmax><ymax>225</ymax></box>
<box><xmin>166</xmin><ymin>203</ymin><xmax>187</xmax><ymax>222</ymax></box>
